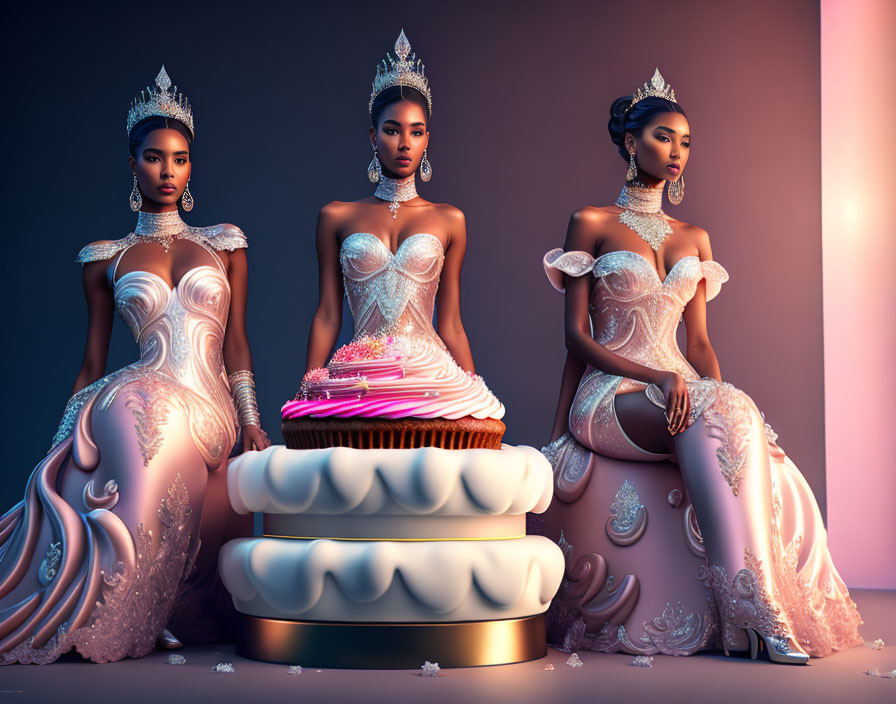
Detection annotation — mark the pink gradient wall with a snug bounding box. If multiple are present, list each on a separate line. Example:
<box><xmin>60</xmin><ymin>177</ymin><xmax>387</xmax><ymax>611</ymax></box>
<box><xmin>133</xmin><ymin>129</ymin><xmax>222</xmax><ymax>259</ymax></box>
<box><xmin>822</xmin><ymin>0</ymin><xmax>896</xmax><ymax>589</ymax></box>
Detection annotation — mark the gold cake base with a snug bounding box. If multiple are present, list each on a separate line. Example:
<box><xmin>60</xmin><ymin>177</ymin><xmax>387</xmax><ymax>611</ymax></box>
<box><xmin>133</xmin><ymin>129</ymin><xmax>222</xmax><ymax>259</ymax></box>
<box><xmin>236</xmin><ymin>613</ymin><xmax>546</xmax><ymax>668</ymax></box>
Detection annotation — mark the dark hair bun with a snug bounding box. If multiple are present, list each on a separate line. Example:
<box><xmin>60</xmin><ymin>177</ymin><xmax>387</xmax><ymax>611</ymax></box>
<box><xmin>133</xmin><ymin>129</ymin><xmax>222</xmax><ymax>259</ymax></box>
<box><xmin>608</xmin><ymin>95</ymin><xmax>634</xmax><ymax>151</ymax></box>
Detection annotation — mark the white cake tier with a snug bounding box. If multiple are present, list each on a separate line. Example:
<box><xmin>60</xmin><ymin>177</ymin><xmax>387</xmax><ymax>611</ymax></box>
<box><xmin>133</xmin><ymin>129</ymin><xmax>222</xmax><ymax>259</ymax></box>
<box><xmin>227</xmin><ymin>444</ymin><xmax>553</xmax><ymax>518</ymax></box>
<box><xmin>219</xmin><ymin>535</ymin><xmax>565</xmax><ymax>623</ymax></box>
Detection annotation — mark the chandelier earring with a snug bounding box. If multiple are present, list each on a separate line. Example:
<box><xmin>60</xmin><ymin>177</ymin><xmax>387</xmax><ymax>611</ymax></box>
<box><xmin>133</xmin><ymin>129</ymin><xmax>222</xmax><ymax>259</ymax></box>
<box><xmin>420</xmin><ymin>149</ymin><xmax>432</xmax><ymax>182</ymax></box>
<box><xmin>129</xmin><ymin>175</ymin><xmax>142</xmax><ymax>212</ymax></box>
<box><xmin>626</xmin><ymin>152</ymin><xmax>638</xmax><ymax>182</ymax></box>
<box><xmin>668</xmin><ymin>174</ymin><xmax>684</xmax><ymax>205</ymax></box>
<box><xmin>181</xmin><ymin>181</ymin><xmax>194</xmax><ymax>211</ymax></box>
<box><xmin>367</xmin><ymin>145</ymin><xmax>382</xmax><ymax>184</ymax></box>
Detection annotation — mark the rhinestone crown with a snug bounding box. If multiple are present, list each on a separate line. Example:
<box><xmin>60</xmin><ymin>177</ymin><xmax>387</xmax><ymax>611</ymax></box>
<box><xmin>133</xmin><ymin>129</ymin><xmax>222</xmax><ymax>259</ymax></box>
<box><xmin>369</xmin><ymin>30</ymin><xmax>432</xmax><ymax>115</ymax></box>
<box><xmin>627</xmin><ymin>68</ymin><xmax>676</xmax><ymax>112</ymax></box>
<box><xmin>127</xmin><ymin>66</ymin><xmax>194</xmax><ymax>137</ymax></box>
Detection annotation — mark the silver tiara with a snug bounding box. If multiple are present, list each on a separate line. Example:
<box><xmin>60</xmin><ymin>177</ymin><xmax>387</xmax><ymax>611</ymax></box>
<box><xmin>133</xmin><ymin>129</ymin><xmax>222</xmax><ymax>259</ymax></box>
<box><xmin>126</xmin><ymin>66</ymin><xmax>194</xmax><ymax>137</ymax></box>
<box><xmin>369</xmin><ymin>30</ymin><xmax>432</xmax><ymax>115</ymax></box>
<box><xmin>627</xmin><ymin>68</ymin><xmax>676</xmax><ymax>112</ymax></box>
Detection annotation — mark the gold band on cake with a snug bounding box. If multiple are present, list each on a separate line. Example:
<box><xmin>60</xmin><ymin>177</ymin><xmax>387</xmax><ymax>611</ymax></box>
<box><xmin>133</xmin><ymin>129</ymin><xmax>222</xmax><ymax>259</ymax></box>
<box><xmin>237</xmin><ymin>613</ymin><xmax>546</xmax><ymax>668</ymax></box>
<box><xmin>263</xmin><ymin>513</ymin><xmax>525</xmax><ymax>541</ymax></box>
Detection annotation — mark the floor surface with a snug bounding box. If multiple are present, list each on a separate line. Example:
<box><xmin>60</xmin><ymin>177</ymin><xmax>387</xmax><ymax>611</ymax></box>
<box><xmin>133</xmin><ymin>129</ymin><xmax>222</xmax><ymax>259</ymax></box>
<box><xmin>2</xmin><ymin>589</ymin><xmax>894</xmax><ymax>704</ymax></box>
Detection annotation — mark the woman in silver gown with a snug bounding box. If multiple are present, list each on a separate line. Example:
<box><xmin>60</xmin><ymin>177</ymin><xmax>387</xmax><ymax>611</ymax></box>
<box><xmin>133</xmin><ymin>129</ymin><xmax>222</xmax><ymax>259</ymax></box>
<box><xmin>0</xmin><ymin>67</ymin><xmax>269</xmax><ymax>664</ymax></box>
<box><xmin>541</xmin><ymin>70</ymin><xmax>862</xmax><ymax>663</ymax></box>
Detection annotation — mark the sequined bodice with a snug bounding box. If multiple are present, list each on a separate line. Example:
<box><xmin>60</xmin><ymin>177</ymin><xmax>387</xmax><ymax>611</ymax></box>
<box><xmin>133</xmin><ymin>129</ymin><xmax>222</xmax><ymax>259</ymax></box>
<box><xmin>340</xmin><ymin>232</ymin><xmax>445</xmax><ymax>342</ymax></box>
<box><xmin>591</xmin><ymin>250</ymin><xmax>728</xmax><ymax>379</ymax></box>
<box><xmin>114</xmin><ymin>265</ymin><xmax>232</xmax><ymax>400</ymax></box>
<box><xmin>544</xmin><ymin>248</ymin><xmax>729</xmax><ymax>383</ymax></box>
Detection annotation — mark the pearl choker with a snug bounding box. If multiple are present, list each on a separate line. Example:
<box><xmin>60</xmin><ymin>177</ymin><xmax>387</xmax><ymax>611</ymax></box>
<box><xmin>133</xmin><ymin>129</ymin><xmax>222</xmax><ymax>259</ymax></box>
<box><xmin>615</xmin><ymin>182</ymin><xmax>672</xmax><ymax>251</ymax></box>
<box><xmin>375</xmin><ymin>175</ymin><xmax>418</xmax><ymax>219</ymax></box>
<box><xmin>134</xmin><ymin>210</ymin><xmax>187</xmax><ymax>251</ymax></box>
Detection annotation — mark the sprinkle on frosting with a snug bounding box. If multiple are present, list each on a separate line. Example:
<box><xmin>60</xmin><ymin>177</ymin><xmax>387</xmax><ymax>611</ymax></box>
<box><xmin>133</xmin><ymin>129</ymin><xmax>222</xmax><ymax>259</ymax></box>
<box><xmin>331</xmin><ymin>335</ymin><xmax>400</xmax><ymax>364</ymax></box>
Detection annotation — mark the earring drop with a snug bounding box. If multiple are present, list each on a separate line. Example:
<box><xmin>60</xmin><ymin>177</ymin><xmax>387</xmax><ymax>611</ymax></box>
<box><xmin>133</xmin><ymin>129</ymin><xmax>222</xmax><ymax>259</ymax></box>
<box><xmin>181</xmin><ymin>181</ymin><xmax>194</xmax><ymax>211</ymax></box>
<box><xmin>367</xmin><ymin>146</ymin><xmax>382</xmax><ymax>183</ymax></box>
<box><xmin>668</xmin><ymin>174</ymin><xmax>684</xmax><ymax>204</ymax></box>
<box><xmin>129</xmin><ymin>175</ymin><xmax>142</xmax><ymax>212</ymax></box>
<box><xmin>420</xmin><ymin>149</ymin><xmax>432</xmax><ymax>182</ymax></box>
<box><xmin>626</xmin><ymin>152</ymin><xmax>638</xmax><ymax>182</ymax></box>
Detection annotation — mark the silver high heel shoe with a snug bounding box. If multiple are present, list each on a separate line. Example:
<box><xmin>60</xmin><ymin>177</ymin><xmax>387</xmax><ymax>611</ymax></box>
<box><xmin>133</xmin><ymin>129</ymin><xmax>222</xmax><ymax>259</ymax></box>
<box><xmin>746</xmin><ymin>629</ymin><xmax>809</xmax><ymax>665</ymax></box>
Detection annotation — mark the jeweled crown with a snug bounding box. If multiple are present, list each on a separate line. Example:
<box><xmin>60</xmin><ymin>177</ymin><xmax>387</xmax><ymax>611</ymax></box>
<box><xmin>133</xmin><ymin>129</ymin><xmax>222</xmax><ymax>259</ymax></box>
<box><xmin>126</xmin><ymin>66</ymin><xmax>194</xmax><ymax>137</ymax></box>
<box><xmin>369</xmin><ymin>30</ymin><xmax>432</xmax><ymax>115</ymax></box>
<box><xmin>628</xmin><ymin>68</ymin><xmax>676</xmax><ymax>111</ymax></box>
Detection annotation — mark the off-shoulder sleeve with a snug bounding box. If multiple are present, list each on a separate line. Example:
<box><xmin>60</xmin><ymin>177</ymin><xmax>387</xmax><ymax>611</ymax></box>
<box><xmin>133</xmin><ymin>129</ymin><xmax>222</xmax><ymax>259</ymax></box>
<box><xmin>700</xmin><ymin>260</ymin><xmax>729</xmax><ymax>302</ymax></box>
<box><xmin>543</xmin><ymin>248</ymin><xmax>596</xmax><ymax>292</ymax></box>
<box><xmin>201</xmin><ymin>224</ymin><xmax>247</xmax><ymax>251</ymax></box>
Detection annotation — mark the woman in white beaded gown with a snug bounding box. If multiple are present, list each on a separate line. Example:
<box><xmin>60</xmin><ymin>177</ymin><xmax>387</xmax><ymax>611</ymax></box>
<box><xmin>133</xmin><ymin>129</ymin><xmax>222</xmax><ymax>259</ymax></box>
<box><xmin>0</xmin><ymin>67</ymin><xmax>269</xmax><ymax>664</ymax></box>
<box><xmin>281</xmin><ymin>30</ymin><xmax>503</xmax><ymax>424</ymax></box>
<box><xmin>541</xmin><ymin>70</ymin><xmax>862</xmax><ymax>663</ymax></box>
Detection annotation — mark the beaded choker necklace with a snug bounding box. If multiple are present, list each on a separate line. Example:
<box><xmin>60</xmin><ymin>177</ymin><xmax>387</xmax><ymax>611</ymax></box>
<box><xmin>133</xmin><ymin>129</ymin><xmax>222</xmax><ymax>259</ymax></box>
<box><xmin>615</xmin><ymin>182</ymin><xmax>672</xmax><ymax>251</ymax></box>
<box><xmin>375</xmin><ymin>175</ymin><xmax>418</xmax><ymax>219</ymax></box>
<box><xmin>134</xmin><ymin>210</ymin><xmax>186</xmax><ymax>251</ymax></box>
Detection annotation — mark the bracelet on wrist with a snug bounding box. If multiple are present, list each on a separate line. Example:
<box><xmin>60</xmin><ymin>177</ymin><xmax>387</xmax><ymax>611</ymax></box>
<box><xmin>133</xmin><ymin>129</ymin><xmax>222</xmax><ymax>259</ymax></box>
<box><xmin>228</xmin><ymin>370</ymin><xmax>261</xmax><ymax>428</ymax></box>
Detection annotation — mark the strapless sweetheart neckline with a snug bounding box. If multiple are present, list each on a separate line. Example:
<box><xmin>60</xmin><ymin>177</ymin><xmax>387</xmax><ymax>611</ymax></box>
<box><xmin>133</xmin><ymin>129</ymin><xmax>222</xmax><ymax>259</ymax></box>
<box><xmin>595</xmin><ymin>250</ymin><xmax>700</xmax><ymax>287</ymax></box>
<box><xmin>113</xmin><ymin>265</ymin><xmax>227</xmax><ymax>292</ymax></box>
<box><xmin>342</xmin><ymin>232</ymin><xmax>444</xmax><ymax>257</ymax></box>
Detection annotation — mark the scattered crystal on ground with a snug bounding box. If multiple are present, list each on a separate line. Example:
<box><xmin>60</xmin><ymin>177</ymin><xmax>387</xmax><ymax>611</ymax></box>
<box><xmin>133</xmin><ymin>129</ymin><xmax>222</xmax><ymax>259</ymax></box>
<box><xmin>287</xmin><ymin>665</ymin><xmax>302</xmax><ymax>675</ymax></box>
<box><xmin>421</xmin><ymin>661</ymin><xmax>440</xmax><ymax>677</ymax></box>
<box><xmin>566</xmin><ymin>653</ymin><xmax>583</xmax><ymax>668</ymax></box>
<box><xmin>543</xmin><ymin>663</ymin><xmax>555</xmax><ymax>671</ymax></box>
<box><xmin>211</xmin><ymin>663</ymin><xmax>234</xmax><ymax>673</ymax></box>
<box><xmin>864</xmin><ymin>668</ymin><xmax>896</xmax><ymax>679</ymax></box>
<box><xmin>869</xmin><ymin>639</ymin><xmax>885</xmax><ymax>650</ymax></box>
<box><xmin>631</xmin><ymin>656</ymin><xmax>654</xmax><ymax>667</ymax></box>
<box><xmin>166</xmin><ymin>654</ymin><xmax>185</xmax><ymax>665</ymax></box>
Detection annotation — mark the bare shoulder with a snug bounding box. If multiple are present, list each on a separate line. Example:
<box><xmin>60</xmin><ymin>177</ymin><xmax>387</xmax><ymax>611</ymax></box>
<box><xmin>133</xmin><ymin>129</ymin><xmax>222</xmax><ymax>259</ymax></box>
<box><xmin>318</xmin><ymin>200</ymin><xmax>357</xmax><ymax>233</ymax></box>
<box><xmin>571</xmin><ymin>205</ymin><xmax>615</xmax><ymax>225</ymax></box>
<box><xmin>432</xmin><ymin>202</ymin><xmax>465</xmax><ymax>226</ymax></box>
<box><xmin>564</xmin><ymin>206</ymin><xmax>612</xmax><ymax>252</ymax></box>
<box><xmin>682</xmin><ymin>221</ymin><xmax>711</xmax><ymax>248</ymax></box>
<box><xmin>319</xmin><ymin>200</ymin><xmax>353</xmax><ymax>219</ymax></box>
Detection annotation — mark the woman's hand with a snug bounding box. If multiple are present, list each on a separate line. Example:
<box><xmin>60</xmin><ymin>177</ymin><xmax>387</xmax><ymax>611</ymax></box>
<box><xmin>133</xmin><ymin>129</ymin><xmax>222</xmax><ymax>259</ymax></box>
<box><xmin>242</xmin><ymin>425</ymin><xmax>271</xmax><ymax>452</ymax></box>
<box><xmin>659</xmin><ymin>371</ymin><xmax>690</xmax><ymax>435</ymax></box>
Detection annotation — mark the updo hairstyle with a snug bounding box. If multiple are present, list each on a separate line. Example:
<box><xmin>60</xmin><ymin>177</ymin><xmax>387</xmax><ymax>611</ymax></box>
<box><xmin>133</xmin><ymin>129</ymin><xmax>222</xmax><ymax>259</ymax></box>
<box><xmin>607</xmin><ymin>95</ymin><xmax>686</xmax><ymax>161</ymax></box>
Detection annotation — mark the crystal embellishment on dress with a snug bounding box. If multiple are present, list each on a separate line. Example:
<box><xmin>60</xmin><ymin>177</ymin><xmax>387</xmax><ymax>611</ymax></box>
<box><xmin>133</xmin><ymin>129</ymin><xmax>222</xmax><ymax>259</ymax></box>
<box><xmin>375</xmin><ymin>174</ymin><xmax>418</xmax><ymax>219</ymax></box>
<box><xmin>127</xmin><ymin>66</ymin><xmax>194</xmax><ymax>137</ymax></box>
<box><xmin>609</xmin><ymin>480</ymin><xmax>643</xmax><ymax>533</ymax></box>
<box><xmin>133</xmin><ymin>210</ymin><xmax>187</xmax><ymax>251</ymax></box>
<box><xmin>37</xmin><ymin>541</ymin><xmax>62</xmax><ymax>586</ymax></box>
<box><xmin>615</xmin><ymin>182</ymin><xmax>672</xmax><ymax>251</ymax></box>
<box><xmin>369</xmin><ymin>30</ymin><xmax>432</xmax><ymax>114</ymax></box>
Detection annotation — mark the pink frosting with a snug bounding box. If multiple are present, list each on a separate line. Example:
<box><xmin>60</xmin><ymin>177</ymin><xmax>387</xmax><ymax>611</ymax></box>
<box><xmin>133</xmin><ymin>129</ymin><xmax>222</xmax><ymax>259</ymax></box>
<box><xmin>282</xmin><ymin>338</ymin><xmax>505</xmax><ymax>421</ymax></box>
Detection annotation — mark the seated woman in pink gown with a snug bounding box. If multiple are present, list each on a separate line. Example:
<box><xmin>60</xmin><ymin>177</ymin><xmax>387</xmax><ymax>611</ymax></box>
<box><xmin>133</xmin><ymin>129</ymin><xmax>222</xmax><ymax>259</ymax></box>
<box><xmin>0</xmin><ymin>67</ymin><xmax>269</xmax><ymax>664</ymax></box>
<box><xmin>540</xmin><ymin>69</ymin><xmax>862</xmax><ymax>664</ymax></box>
